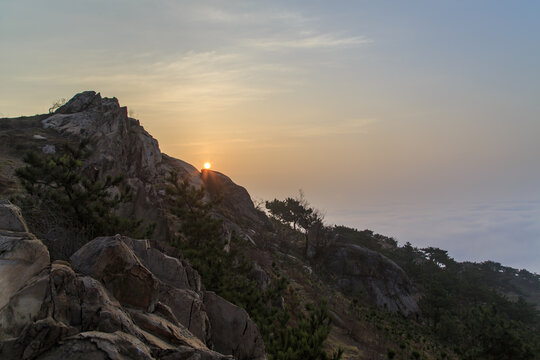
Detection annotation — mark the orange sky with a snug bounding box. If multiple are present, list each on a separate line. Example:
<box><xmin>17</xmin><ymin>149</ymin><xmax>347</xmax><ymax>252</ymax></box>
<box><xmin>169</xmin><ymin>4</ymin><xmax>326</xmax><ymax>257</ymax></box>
<box><xmin>1</xmin><ymin>1</ymin><xmax>539</xmax><ymax>272</ymax></box>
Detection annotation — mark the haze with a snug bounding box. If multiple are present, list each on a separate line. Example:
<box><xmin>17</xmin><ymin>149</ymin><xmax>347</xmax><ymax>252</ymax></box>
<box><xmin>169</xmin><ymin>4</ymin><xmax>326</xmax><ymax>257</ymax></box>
<box><xmin>1</xmin><ymin>1</ymin><xmax>539</xmax><ymax>272</ymax></box>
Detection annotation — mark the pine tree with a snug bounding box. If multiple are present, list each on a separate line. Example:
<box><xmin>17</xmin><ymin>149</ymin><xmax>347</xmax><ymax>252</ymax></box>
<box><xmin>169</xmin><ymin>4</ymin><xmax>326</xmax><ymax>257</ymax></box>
<box><xmin>14</xmin><ymin>139</ymin><xmax>151</xmax><ymax>252</ymax></box>
<box><xmin>165</xmin><ymin>172</ymin><xmax>343</xmax><ymax>360</ymax></box>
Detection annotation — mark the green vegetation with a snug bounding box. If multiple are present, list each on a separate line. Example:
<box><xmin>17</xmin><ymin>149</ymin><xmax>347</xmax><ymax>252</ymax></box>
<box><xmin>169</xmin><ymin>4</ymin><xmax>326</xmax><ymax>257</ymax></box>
<box><xmin>266</xmin><ymin>193</ymin><xmax>333</xmax><ymax>256</ymax></box>
<box><xmin>12</xmin><ymin>137</ymin><xmax>539</xmax><ymax>359</ymax></box>
<box><xmin>265</xmin><ymin>194</ymin><xmax>319</xmax><ymax>232</ymax></box>
<box><xmin>14</xmin><ymin>139</ymin><xmax>152</xmax><ymax>257</ymax></box>
<box><xmin>347</xmin><ymin>296</ymin><xmax>454</xmax><ymax>359</ymax></box>
<box><xmin>166</xmin><ymin>172</ymin><xmax>342</xmax><ymax>360</ymax></box>
<box><xmin>335</xmin><ymin>225</ymin><xmax>540</xmax><ymax>360</ymax></box>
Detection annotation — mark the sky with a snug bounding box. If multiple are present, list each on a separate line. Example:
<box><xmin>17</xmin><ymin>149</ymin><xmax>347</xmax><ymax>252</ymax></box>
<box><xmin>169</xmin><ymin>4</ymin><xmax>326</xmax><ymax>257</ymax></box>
<box><xmin>1</xmin><ymin>1</ymin><xmax>539</xmax><ymax>272</ymax></box>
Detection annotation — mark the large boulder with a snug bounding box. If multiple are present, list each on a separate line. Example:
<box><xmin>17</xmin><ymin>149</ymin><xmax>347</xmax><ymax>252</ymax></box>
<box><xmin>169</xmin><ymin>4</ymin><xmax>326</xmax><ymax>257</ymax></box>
<box><xmin>34</xmin><ymin>331</ymin><xmax>154</xmax><ymax>360</ymax></box>
<box><xmin>46</xmin><ymin>262</ymin><xmax>139</xmax><ymax>334</ymax></box>
<box><xmin>31</xmin><ymin>330</ymin><xmax>231</xmax><ymax>360</ymax></box>
<box><xmin>1</xmin><ymin>317</ymin><xmax>78</xmax><ymax>359</ymax></box>
<box><xmin>1</xmin><ymin>240</ymin><xmax>234</xmax><ymax>359</ymax></box>
<box><xmin>0</xmin><ymin>200</ymin><xmax>50</xmax><ymax>332</ymax></box>
<box><xmin>0</xmin><ymin>270</ymin><xmax>50</xmax><ymax>340</ymax></box>
<box><xmin>127</xmin><ymin>309</ymin><xmax>207</xmax><ymax>350</ymax></box>
<box><xmin>158</xmin><ymin>286</ymin><xmax>210</xmax><ymax>343</ymax></box>
<box><xmin>0</xmin><ymin>259</ymin><xmax>144</xmax><ymax>359</ymax></box>
<box><xmin>201</xmin><ymin>169</ymin><xmax>268</xmax><ymax>228</ymax></box>
<box><xmin>0</xmin><ymin>199</ymin><xmax>29</xmax><ymax>232</ymax></box>
<box><xmin>204</xmin><ymin>291</ymin><xmax>267</xmax><ymax>360</ymax></box>
<box><xmin>120</xmin><ymin>237</ymin><xmax>210</xmax><ymax>343</ymax></box>
<box><xmin>0</xmin><ymin>234</ymin><xmax>50</xmax><ymax>311</ymax></box>
<box><xmin>67</xmin><ymin>234</ymin><xmax>265</xmax><ymax>358</ymax></box>
<box><xmin>121</xmin><ymin>237</ymin><xmax>202</xmax><ymax>293</ymax></box>
<box><xmin>120</xmin><ymin>236</ymin><xmax>268</xmax><ymax>359</ymax></box>
<box><xmin>70</xmin><ymin>236</ymin><xmax>160</xmax><ymax>312</ymax></box>
<box><xmin>157</xmin><ymin>346</ymin><xmax>232</xmax><ymax>360</ymax></box>
<box><xmin>323</xmin><ymin>243</ymin><xmax>419</xmax><ymax>315</ymax></box>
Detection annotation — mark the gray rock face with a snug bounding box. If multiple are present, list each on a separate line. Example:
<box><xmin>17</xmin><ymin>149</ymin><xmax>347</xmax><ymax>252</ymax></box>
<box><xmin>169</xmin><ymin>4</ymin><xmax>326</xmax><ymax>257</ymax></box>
<box><xmin>38</xmin><ymin>91</ymin><xmax>266</xmax><ymax>247</ymax></box>
<box><xmin>71</xmin><ymin>236</ymin><xmax>160</xmax><ymax>312</ymax></box>
<box><xmin>55</xmin><ymin>90</ymin><xmax>102</xmax><ymax>114</ymax></box>
<box><xmin>42</xmin><ymin>91</ymin><xmax>167</xmax><ymax>239</ymax></box>
<box><xmin>47</xmin><ymin>262</ymin><xmax>138</xmax><ymax>335</ymax></box>
<box><xmin>0</xmin><ymin>201</ymin><xmax>50</xmax><ymax>314</ymax></box>
<box><xmin>121</xmin><ymin>237</ymin><xmax>202</xmax><ymax>293</ymax></box>
<box><xmin>43</xmin><ymin>92</ymin><xmax>162</xmax><ymax>180</ymax></box>
<box><xmin>119</xmin><ymin>236</ymin><xmax>210</xmax><ymax>343</ymax></box>
<box><xmin>159</xmin><ymin>286</ymin><xmax>210</xmax><ymax>343</ymax></box>
<box><xmin>34</xmin><ymin>331</ymin><xmax>155</xmax><ymax>360</ymax></box>
<box><xmin>204</xmin><ymin>291</ymin><xmax>267</xmax><ymax>360</ymax></box>
<box><xmin>0</xmin><ymin>270</ymin><xmax>50</xmax><ymax>340</ymax></box>
<box><xmin>69</xmin><ymin>235</ymin><xmax>266</xmax><ymax>358</ymax></box>
<box><xmin>0</xmin><ymin>199</ymin><xmax>29</xmax><ymax>232</ymax></box>
<box><xmin>201</xmin><ymin>169</ymin><xmax>268</xmax><ymax>228</ymax></box>
<box><xmin>323</xmin><ymin>243</ymin><xmax>419</xmax><ymax>315</ymax></box>
<box><xmin>0</xmin><ymin>204</ymin><xmax>246</xmax><ymax>359</ymax></box>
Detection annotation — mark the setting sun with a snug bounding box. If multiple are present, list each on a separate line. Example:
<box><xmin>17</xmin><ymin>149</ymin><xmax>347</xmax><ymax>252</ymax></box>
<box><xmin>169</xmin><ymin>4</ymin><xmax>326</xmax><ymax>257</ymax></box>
<box><xmin>204</xmin><ymin>162</ymin><xmax>211</xmax><ymax>169</ymax></box>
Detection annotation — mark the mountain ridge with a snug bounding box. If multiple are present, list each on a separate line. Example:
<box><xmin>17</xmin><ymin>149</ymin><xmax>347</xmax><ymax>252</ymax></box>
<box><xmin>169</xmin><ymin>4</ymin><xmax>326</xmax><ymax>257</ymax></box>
<box><xmin>1</xmin><ymin>91</ymin><xmax>539</xmax><ymax>359</ymax></box>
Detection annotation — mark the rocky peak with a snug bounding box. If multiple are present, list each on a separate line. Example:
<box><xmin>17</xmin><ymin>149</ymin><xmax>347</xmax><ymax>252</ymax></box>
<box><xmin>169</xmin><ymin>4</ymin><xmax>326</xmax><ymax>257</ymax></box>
<box><xmin>41</xmin><ymin>91</ymin><xmax>174</xmax><ymax>240</ymax></box>
<box><xmin>39</xmin><ymin>91</ymin><xmax>266</xmax><ymax>243</ymax></box>
<box><xmin>55</xmin><ymin>90</ymin><xmax>103</xmax><ymax>115</ymax></box>
<box><xmin>42</xmin><ymin>91</ymin><xmax>161</xmax><ymax>179</ymax></box>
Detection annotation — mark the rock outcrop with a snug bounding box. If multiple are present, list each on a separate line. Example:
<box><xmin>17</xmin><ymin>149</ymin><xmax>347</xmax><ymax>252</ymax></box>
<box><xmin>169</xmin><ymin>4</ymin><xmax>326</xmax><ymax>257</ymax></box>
<box><xmin>0</xmin><ymin>199</ymin><xmax>30</xmax><ymax>233</ymax></box>
<box><xmin>71</xmin><ymin>237</ymin><xmax>160</xmax><ymax>312</ymax></box>
<box><xmin>42</xmin><ymin>91</ymin><xmax>170</xmax><ymax>241</ymax></box>
<box><xmin>204</xmin><ymin>291</ymin><xmax>267</xmax><ymax>360</ymax></box>
<box><xmin>322</xmin><ymin>242</ymin><xmax>419</xmax><ymax>315</ymax></box>
<box><xmin>201</xmin><ymin>169</ymin><xmax>268</xmax><ymax>228</ymax></box>
<box><xmin>0</xmin><ymin>201</ymin><xmax>266</xmax><ymax>359</ymax></box>
<box><xmin>40</xmin><ymin>91</ymin><xmax>263</xmax><ymax>245</ymax></box>
<box><xmin>0</xmin><ymin>200</ymin><xmax>50</xmax><ymax>325</ymax></box>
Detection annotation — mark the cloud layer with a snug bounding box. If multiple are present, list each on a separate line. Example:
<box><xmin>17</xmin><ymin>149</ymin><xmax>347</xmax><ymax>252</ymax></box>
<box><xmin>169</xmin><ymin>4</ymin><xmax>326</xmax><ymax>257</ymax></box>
<box><xmin>326</xmin><ymin>199</ymin><xmax>540</xmax><ymax>273</ymax></box>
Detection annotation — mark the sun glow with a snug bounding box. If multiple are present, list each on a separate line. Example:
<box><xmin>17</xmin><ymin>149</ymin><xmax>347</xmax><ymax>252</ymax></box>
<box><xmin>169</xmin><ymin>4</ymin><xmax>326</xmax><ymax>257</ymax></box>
<box><xmin>204</xmin><ymin>162</ymin><xmax>211</xmax><ymax>169</ymax></box>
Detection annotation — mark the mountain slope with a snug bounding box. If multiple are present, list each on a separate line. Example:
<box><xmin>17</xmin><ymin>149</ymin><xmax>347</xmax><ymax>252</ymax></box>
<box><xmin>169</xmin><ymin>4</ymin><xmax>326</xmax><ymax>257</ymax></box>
<box><xmin>1</xmin><ymin>91</ymin><xmax>539</xmax><ymax>360</ymax></box>
<box><xmin>0</xmin><ymin>200</ymin><xmax>265</xmax><ymax>359</ymax></box>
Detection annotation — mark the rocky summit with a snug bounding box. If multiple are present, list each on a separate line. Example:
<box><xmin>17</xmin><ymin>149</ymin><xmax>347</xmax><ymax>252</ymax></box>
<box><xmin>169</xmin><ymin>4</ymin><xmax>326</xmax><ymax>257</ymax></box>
<box><xmin>1</xmin><ymin>91</ymin><xmax>538</xmax><ymax>360</ymax></box>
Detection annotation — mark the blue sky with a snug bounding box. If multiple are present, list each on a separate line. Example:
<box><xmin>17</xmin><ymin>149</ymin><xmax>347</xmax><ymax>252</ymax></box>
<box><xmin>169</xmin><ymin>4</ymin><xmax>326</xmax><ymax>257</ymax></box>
<box><xmin>1</xmin><ymin>1</ymin><xmax>539</xmax><ymax>272</ymax></box>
